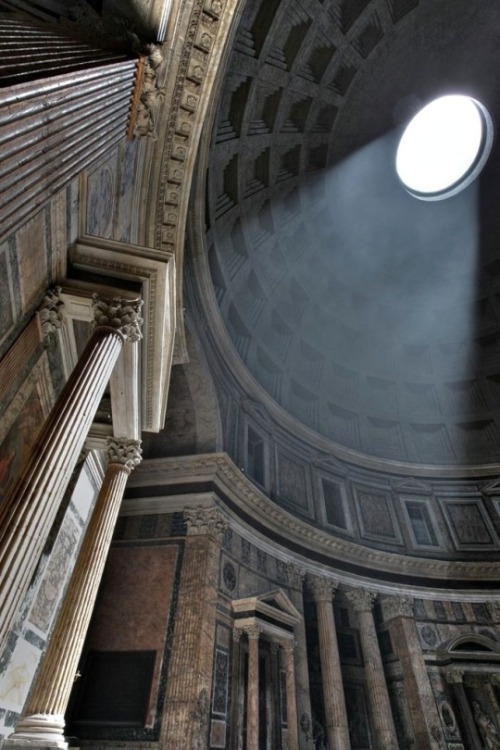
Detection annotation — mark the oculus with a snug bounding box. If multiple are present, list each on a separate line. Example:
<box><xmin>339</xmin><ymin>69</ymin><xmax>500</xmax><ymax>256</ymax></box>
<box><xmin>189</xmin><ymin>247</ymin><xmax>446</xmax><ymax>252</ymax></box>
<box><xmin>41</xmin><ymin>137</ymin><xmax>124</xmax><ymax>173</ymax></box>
<box><xmin>396</xmin><ymin>95</ymin><xmax>493</xmax><ymax>200</ymax></box>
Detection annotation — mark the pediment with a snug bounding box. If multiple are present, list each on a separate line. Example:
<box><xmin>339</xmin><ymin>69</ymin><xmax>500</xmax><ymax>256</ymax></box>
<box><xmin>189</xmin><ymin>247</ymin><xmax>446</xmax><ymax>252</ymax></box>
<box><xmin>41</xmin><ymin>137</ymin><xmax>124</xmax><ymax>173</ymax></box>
<box><xmin>394</xmin><ymin>478</ymin><xmax>432</xmax><ymax>495</ymax></box>
<box><xmin>232</xmin><ymin>588</ymin><xmax>301</xmax><ymax>627</ymax></box>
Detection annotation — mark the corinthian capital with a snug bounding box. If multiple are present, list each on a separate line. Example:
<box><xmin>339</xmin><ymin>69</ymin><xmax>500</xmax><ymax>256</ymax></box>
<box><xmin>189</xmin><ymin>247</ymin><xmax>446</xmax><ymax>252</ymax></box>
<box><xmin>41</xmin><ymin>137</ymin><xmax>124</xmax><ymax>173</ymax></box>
<box><xmin>38</xmin><ymin>286</ymin><xmax>65</xmax><ymax>336</ymax></box>
<box><xmin>92</xmin><ymin>295</ymin><xmax>143</xmax><ymax>342</ymax></box>
<box><xmin>307</xmin><ymin>575</ymin><xmax>338</xmax><ymax>603</ymax></box>
<box><xmin>184</xmin><ymin>506</ymin><xmax>228</xmax><ymax>539</ymax></box>
<box><xmin>346</xmin><ymin>589</ymin><xmax>376</xmax><ymax>613</ymax></box>
<box><xmin>381</xmin><ymin>595</ymin><xmax>414</xmax><ymax>622</ymax></box>
<box><xmin>106</xmin><ymin>437</ymin><xmax>142</xmax><ymax>472</ymax></box>
<box><xmin>287</xmin><ymin>563</ymin><xmax>306</xmax><ymax>590</ymax></box>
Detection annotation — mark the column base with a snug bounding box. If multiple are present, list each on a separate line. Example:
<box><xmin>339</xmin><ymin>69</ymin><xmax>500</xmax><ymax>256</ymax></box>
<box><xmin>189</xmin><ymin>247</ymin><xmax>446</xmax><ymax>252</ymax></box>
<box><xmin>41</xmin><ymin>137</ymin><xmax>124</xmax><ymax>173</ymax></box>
<box><xmin>2</xmin><ymin>715</ymin><xmax>67</xmax><ymax>750</ymax></box>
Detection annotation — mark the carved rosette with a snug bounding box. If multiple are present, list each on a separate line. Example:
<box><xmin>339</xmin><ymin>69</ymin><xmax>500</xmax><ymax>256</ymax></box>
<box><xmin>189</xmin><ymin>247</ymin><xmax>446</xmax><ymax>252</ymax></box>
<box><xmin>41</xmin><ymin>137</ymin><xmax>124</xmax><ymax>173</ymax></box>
<box><xmin>287</xmin><ymin>563</ymin><xmax>306</xmax><ymax>590</ymax></box>
<box><xmin>381</xmin><ymin>595</ymin><xmax>414</xmax><ymax>622</ymax></box>
<box><xmin>38</xmin><ymin>286</ymin><xmax>64</xmax><ymax>336</ymax></box>
<box><xmin>184</xmin><ymin>506</ymin><xmax>228</xmax><ymax>539</ymax></box>
<box><xmin>92</xmin><ymin>294</ymin><xmax>143</xmax><ymax>342</ymax></box>
<box><xmin>346</xmin><ymin>588</ymin><xmax>377</xmax><ymax>613</ymax></box>
<box><xmin>307</xmin><ymin>575</ymin><xmax>338</xmax><ymax>603</ymax></box>
<box><xmin>106</xmin><ymin>437</ymin><xmax>142</xmax><ymax>473</ymax></box>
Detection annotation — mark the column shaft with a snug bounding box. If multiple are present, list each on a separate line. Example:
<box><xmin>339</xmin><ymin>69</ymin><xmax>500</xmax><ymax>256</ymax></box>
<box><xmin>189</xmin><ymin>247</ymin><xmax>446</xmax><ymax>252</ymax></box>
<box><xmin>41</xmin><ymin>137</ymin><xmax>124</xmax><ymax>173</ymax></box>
<box><xmin>0</xmin><ymin>293</ymin><xmax>142</xmax><ymax>651</ymax></box>
<box><xmin>448</xmin><ymin>678</ymin><xmax>482</xmax><ymax>750</ymax></box>
<box><xmin>247</xmin><ymin>629</ymin><xmax>260</xmax><ymax>750</ymax></box>
<box><xmin>0</xmin><ymin>327</ymin><xmax>123</xmax><ymax>649</ymax></box>
<box><xmin>309</xmin><ymin>577</ymin><xmax>350</xmax><ymax>750</ymax></box>
<box><xmin>282</xmin><ymin>642</ymin><xmax>299</xmax><ymax>750</ymax></box>
<box><xmin>0</xmin><ymin>17</ymin><xmax>138</xmax><ymax>242</ymax></box>
<box><xmin>7</xmin><ymin>439</ymin><xmax>141</xmax><ymax>745</ymax></box>
<box><xmin>287</xmin><ymin>566</ymin><xmax>314</xmax><ymax>749</ymax></box>
<box><xmin>347</xmin><ymin>591</ymin><xmax>398</xmax><ymax>750</ymax></box>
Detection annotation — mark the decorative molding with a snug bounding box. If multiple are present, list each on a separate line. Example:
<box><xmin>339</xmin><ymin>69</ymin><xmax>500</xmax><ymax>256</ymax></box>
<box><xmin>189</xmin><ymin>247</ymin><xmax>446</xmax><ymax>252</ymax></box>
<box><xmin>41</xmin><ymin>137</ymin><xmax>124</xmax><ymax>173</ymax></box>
<box><xmin>106</xmin><ymin>437</ymin><xmax>143</xmax><ymax>473</ymax></box>
<box><xmin>127</xmin><ymin>453</ymin><xmax>500</xmax><ymax>583</ymax></box>
<box><xmin>133</xmin><ymin>46</ymin><xmax>165</xmax><ymax>138</ymax></box>
<box><xmin>92</xmin><ymin>294</ymin><xmax>144</xmax><ymax>342</ymax></box>
<box><xmin>72</xmin><ymin>239</ymin><xmax>176</xmax><ymax>432</ymax></box>
<box><xmin>38</xmin><ymin>287</ymin><xmax>65</xmax><ymax>337</ymax></box>
<box><xmin>444</xmin><ymin>668</ymin><xmax>464</xmax><ymax>685</ymax></box>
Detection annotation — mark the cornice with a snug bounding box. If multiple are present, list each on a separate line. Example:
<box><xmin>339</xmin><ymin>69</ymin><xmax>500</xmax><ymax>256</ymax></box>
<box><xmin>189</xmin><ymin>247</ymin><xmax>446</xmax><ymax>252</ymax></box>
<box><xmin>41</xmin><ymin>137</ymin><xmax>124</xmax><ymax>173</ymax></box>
<box><xmin>138</xmin><ymin>0</ymin><xmax>244</xmax><ymax>364</ymax></box>
<box><xmin>128</xmin><ymin>452</ymin><xmax>500</xmax><ymax>584</ymax></box>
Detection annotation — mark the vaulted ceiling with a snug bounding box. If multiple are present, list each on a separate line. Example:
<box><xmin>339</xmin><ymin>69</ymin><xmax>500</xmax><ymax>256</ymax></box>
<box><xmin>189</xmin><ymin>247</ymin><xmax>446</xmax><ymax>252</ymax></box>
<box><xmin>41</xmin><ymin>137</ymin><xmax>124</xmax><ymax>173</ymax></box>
<box><xmin>204</xmin><ymin>0</ymin><xmax>500</xmax><ymax>466</ymax></box>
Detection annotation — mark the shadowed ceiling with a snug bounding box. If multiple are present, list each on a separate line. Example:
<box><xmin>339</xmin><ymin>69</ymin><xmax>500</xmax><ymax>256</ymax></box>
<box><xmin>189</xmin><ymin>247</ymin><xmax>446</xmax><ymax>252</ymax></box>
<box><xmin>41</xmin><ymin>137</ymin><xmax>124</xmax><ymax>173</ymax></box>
<box><xmin>205</xmin><ymin>0</ymin><xmax>500</xmax><ymax>466</ymax></box>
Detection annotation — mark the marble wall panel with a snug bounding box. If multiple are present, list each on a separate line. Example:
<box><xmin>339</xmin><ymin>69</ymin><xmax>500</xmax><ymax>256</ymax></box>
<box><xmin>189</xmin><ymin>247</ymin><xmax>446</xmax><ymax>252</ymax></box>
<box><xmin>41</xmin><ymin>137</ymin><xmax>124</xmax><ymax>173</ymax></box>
<box><xmin>353</xmin><ymin>484</ymin><xmax>403</xmax><ymax>544</ymax></box>
<box><xmin>439</xmin><ymin>497</ymin><xmax>498</xmax><ymax>550</ymax></box>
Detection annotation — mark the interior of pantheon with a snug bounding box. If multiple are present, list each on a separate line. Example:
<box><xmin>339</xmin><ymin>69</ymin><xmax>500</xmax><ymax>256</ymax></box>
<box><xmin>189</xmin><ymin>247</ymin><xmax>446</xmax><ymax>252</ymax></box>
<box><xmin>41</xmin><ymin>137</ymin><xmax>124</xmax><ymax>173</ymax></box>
<box><xmin>2</xmin><ymin>0</ymin><xmax>500</xmax><ymax>748</ymax></box>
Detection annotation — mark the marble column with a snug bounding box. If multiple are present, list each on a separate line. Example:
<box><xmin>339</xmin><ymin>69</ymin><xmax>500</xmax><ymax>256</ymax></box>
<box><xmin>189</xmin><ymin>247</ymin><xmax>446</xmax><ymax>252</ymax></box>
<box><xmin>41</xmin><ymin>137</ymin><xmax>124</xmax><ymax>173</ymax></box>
<box><xmin>381</xmin><ymin>595</ymin><xmax>445</xmax><ymax>750</ymax></box>
<box><xmin>0</xmin><ymin>16</ymin><xmax>138</xmax><ymax>242</ymax></box>
<box><xmin>308</xmin><ymin>575</ymin><xmax>350</xmax><ymax>750</ymax></box>
<box><xmin>281</xmin><ymin>639</ymin><xmax>299</xmax><ymax>750</ymax></box>
<box><xmin>270</xmin><ymin>641</ymin><xmax>281</xmax><ymax>749</ymax></box>
<box><xmin>231</xmin><ymin>629</ymin><xmax>244</xmax><ymax>750</ymax></box>
<box><xmin>246</xmin><ymin>624</ymin><xmax>262</xmax><ymax>750</ymax></box>
<box><xmin>445</xmin><ymin>669</ymin><xmax>482</xmax><ymax>750</ymax></box>
<box><xmin>0</xmin><ymin>293</ymin><xmax>143</xmax><ymax>650</ymax></box>
<box><xmin>160</xmin><ymin>507</ymin><xmax>228</xmax><ymax>749</ymax></box>
<box><xmin>4</xmin><ymin>438</ymin><xmax>142</xmax><ymax>748</ymax></box>
<box><xmin>346</xmin><ymin>589</ymin><xmax>398</xmax><ymax>750</ymax></box>
<box><xmin>287</xmin><ymin>564</ymin><xmax>314</xmax><ymax>749</ymax></box>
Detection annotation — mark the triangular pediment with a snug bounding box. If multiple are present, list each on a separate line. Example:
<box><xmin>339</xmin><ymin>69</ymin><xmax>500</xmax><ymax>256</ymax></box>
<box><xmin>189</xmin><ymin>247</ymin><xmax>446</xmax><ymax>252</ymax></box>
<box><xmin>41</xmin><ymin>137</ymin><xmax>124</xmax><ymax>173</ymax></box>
<box><xmin>232</xmin><ymin>588</ymin><xmax>301</xmax><ymax>626</ymax></box>
<box><xmin>394</xmin><ymin>478</ymin><xmax>432</xmax><ymax>494</ymax></box>
<box><xmin>482</xmin><ymin>478</ymin><xmax>500</xmax><ymax>495</ymax></box>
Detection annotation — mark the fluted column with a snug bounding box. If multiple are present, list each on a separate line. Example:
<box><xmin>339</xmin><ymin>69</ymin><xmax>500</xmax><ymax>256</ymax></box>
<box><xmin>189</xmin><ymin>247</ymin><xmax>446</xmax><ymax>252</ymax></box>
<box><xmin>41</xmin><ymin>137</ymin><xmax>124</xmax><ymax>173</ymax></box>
<box><xmin>160</xmin><ymin>507</ymin><xmax>228</xmax><ymax>749</ymax></box>
<box><xmin>346</xmin><ymin>590</ymin><xmax>398</xmax><ymax>750</ymax></box>
<box><xmin>287</xmin><ymin>564</ymin><xmax>314</xmax><ymax>749</ymax></box>
<box><xmin>245</xmin><ymin>624</ymin><xmax>262</xmax><ymax>750</ymax></box>
<box><xmin>5</xmin><ymin>438</ymin><xmax>142</xmax><ymax>748</ymax></box>
<box><xmin>0</xmin><ymin>293</ymin><xmax>143</xmax><ymax>650</ymax></box>
<box><xmin>0</xmin><ymin>16</ymin><xmax>140</xmax><ymax>242</ymax></box>
<box><xmin>381</xmin><ymin>596</ymin><xmax>445</xmax><ymax>749</ymax></box>
<box><xmin>281</xmin><ymin>640</ymin><xmax>299</xmax><ymax>750</ymax></box>
<box><xmin>308</xmin><ymin>576</ymin><xmax>350</xmax><ymax>750</ymax></box>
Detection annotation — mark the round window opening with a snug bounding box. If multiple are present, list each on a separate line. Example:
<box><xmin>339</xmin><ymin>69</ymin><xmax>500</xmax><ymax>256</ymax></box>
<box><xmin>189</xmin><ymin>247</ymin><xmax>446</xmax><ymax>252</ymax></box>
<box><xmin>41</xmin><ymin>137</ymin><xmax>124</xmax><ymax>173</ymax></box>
<box><xmin>396</xmin><ymin>95</ymin><xmax>494</xmax><ymax>200</ymax></box>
